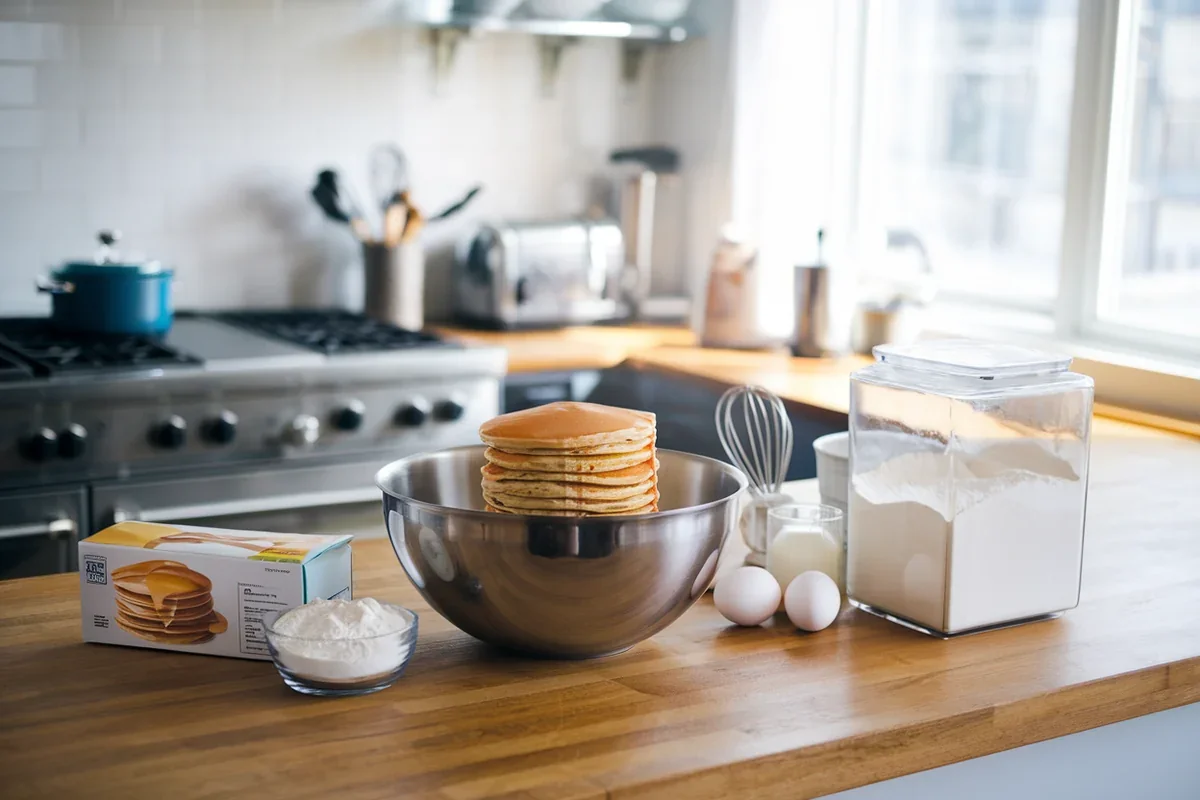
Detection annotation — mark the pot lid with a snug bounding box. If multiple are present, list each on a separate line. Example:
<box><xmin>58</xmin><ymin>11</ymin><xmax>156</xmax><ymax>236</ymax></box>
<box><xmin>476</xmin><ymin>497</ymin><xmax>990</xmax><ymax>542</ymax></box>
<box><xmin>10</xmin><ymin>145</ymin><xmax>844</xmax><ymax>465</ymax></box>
<box><xmin>59</xmin><ymin>230</ymin><xmax>166</xmax><ymax>275</ymax></box>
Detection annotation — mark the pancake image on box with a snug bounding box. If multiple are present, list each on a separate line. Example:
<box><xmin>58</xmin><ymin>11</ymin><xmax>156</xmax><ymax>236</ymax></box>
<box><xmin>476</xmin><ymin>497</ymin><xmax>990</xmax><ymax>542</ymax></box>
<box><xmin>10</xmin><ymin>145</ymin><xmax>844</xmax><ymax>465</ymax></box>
<box><xmin>111</xmin><ymin>560</ymin><xmax>227</xmax><ymax>644</ymax></box>
<box><xmin>478</xmin><ymin>401</ymin><xmax>659</xmax><ymax>516</ymax></box>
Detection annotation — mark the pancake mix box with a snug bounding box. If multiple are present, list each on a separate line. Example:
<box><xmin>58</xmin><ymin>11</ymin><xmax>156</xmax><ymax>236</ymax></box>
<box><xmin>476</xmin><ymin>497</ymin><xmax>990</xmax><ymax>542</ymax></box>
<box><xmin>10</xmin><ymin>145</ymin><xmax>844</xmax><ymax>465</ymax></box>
<box><xmin>79</xmin><ymin>521</ymin><xmax>352</xmax><ymax>660</ymax></box>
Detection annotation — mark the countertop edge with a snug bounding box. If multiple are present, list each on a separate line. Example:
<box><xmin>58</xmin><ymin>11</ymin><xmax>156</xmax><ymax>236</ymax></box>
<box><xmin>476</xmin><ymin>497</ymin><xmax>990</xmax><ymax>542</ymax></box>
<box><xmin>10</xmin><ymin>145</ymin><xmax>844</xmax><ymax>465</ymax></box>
<box><xmin>615</xmin><ymin>656</ymin><xmax>1200</xmax><ymax>799</ymax></box>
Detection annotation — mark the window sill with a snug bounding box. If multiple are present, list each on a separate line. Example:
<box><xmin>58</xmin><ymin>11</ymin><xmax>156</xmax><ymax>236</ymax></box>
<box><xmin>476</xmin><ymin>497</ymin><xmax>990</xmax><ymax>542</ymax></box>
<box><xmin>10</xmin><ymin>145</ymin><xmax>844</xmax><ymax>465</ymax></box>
<box><xmin>921</xmin><ymin>301</ymin><xmax>1200</xmax><ymax>435</ymax></box>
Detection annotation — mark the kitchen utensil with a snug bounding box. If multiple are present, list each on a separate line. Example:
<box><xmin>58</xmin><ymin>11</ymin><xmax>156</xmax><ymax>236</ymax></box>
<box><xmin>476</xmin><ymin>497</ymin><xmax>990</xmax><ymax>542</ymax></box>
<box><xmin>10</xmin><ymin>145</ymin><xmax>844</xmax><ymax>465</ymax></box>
<box><xmin>430</xmin><ymin>185</ymin><xmax>482</xmax><ymax>222</ymax></box>
<box><xmin>793</xmin><ymin>230</ymin><xmax>838</xmax><ymax>357</ymax></box>
<box><xmin>312</xmin><ymin>169</ymin><xmax>372</xmax><ymax>241</ymax></box>
<box><xmin>716</xmin><ymin>384</ymin><xmax>795</xmax><ymax>567</ymax></box>
<box><xmin>607</xmin><ymin>0</ymin><xmax>690</xmax><ymax>22</ymax></box>
<box><xmin>453</xmin><ymin>218</ymin><xmax>627</xmax><ymax>329</ymax></box>
<box><xmin>609</xmin><ymin>145</ymin><xmax>686</xmax><ymax>320</ymax></box>
<box><xmin>848</xmin><ymin>340</ymin><xmax>1094</xmax><ymax>637</ymax></box>
<box><xmin>363</xmin><ymin>241</ymin><xmax>425</xmax><ymax>331</ymax></box>
<box><xmin>376</xmin><ymin>446</ymin><xmax>747</xmax><ymax>658</ymax></box>
<box><xmin>369</xmin><ymin>144</ymin><xmax>410</xmax><ymax>216</ymax></box>
<box><xmin>715</xmin><ymin>385</ymin><xmax>793</xmax><ymax>497</ymax></box>
<box><xmin>37</xmin><ymin>230</ymin><xmax>174</xmax><ymax>337</ymax></box>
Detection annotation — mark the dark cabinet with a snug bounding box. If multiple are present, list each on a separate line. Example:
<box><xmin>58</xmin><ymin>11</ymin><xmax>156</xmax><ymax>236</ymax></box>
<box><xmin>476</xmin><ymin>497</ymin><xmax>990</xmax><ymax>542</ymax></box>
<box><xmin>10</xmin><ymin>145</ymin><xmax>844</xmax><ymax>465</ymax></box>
<box><xmin>505</xmin><ymin>364</ymin><xmax>847</xmax><ymax>482</ymax></box>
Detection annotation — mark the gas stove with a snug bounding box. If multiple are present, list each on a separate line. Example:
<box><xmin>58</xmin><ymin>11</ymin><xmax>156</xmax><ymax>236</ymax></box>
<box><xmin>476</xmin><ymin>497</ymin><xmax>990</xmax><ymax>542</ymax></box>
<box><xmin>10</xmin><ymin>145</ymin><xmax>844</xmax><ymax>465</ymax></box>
<box><xmin>0</xmin><ymin>310</ymin><xmax>506</xmax><ymax>578</ymax></box>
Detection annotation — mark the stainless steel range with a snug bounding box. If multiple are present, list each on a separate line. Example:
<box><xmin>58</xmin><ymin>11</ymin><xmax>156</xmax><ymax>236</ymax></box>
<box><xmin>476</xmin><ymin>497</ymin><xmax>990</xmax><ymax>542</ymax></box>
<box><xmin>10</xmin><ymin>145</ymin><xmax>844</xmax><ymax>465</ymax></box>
<box><xmin>0</xmin><ymin>310</ymin><xmax>505</xmax><ymax>578</ymax></box>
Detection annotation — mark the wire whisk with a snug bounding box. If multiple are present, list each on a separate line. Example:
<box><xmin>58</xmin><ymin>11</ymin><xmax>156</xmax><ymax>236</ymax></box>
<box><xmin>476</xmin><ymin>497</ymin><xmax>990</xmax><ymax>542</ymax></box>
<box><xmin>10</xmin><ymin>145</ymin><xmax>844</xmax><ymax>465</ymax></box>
<box><xmin>715</xmin><ymin>385</ymin><xmax>794</xmax><ymax>496</ymax></box>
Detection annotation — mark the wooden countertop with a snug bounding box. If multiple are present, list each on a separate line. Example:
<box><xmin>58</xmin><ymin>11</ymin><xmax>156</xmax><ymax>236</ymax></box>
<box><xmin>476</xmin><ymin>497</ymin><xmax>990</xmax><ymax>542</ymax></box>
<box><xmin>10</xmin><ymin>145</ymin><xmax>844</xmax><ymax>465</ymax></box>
<box><xmin>5</xmin><ymin>443</ymin><xmax>1200</xmax><ymax>799</ymax></box>
<box><xmin>434</xmin><ymin>325</ymin><xmax>697</xmax><ymax>374</ymax></box>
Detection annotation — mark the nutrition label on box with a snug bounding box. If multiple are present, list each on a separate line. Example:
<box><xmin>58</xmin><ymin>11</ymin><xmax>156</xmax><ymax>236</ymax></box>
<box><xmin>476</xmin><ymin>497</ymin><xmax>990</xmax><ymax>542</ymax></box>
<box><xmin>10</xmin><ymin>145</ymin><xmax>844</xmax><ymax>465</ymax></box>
<box><xmin>238</xmin><ymin>583</ymin><xmax>291</xmax><ymax>656</ymax></box>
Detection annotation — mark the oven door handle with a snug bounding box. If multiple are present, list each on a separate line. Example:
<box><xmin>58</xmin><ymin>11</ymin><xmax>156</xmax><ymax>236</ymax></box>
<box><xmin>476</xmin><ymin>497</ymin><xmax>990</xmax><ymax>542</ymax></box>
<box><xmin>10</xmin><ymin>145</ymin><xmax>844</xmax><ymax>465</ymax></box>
<box><xmin>0</xmin><ymin>517</ymin><xmax>77</xmax><ymax>541</ymax></box>
<box><xmin>111</xmin><ymin>486</ymin><xmax>381</xmax><ymax>525</ymax></box>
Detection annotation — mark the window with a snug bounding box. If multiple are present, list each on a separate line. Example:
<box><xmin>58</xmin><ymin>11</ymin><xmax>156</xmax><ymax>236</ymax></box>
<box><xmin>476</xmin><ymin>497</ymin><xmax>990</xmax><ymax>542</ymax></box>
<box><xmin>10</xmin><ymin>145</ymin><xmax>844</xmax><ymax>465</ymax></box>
<box><xmin>1099</xmin><ymin>0</ymin><xmax>1200</xmax><ymax>337</ymax></box>
<box><xmin>848</xmin><ymin>0</ymin><xmax>1200</xmax><ymax>358</ymax></box>
<box><xmin>872</xmin><ymin>0</ymin><xmax>1080</xmax><ymax>305</ymax></box>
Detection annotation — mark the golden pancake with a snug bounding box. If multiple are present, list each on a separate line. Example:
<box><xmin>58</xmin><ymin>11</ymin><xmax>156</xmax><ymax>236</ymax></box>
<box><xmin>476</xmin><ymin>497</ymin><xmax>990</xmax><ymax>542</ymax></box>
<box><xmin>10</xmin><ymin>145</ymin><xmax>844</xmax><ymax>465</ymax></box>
<box><xmin>484</xmin><ymin>498</ymin><xmax>659</xmax><ymax>516</ymax></box>
<box><xmin>484</xmin><ymin>445</ymin><xmax>654</xmax><ymax>474</ymax></box>
<box><xmin>113</xmin><ymin>562</ymin><xmax>212</xmax><ymax>609</ymax></box>
<box><xmin>116</xmin><ymin>618</ymin><xmax>215</xmax><ymax>645</ymax></box>
<box><xmin>116</xmin><ymin>610</ymin><xmax>216</xmax><ymax>635</ymax></box>
<box><xmin>482</xmin><ymin>458</ymin><xmax>658</xmax><ymax>486</ymax></box>
<box><xmin>484</xmin><ymin>488</ymin><xmax>658</xmax><ymax>514</ymax></box>
<box><xmin>479</xmin><ymin>401</ymin><xmax>654</xmax><ymax>451</ymax></box>
<box><xmin>115</xmin><ymin>586</ymin><xmax>213</xmax><ymax>611</ymax></box>
<box><xmin>489</xmin><ymin>435</ymin><xmax>655</xmax><ymax>456</ymax></box>
<box><xmin>117</xmin><ymin>595</ymin><xmax>214</xmax><ymax>620</ymax></box>
<box><xmin>482</xmin><ymin>475</ymin><xmax>655</xmax><ymax>500</ymax></box>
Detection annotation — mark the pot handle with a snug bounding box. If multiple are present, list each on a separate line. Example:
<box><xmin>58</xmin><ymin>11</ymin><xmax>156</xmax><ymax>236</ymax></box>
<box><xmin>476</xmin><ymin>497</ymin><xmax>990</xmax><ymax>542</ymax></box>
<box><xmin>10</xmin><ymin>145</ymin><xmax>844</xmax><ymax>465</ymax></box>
<box><xmin>36</xmin><ymin>276</ymin><xmax>75</xmax><ymax>294</ymax></box>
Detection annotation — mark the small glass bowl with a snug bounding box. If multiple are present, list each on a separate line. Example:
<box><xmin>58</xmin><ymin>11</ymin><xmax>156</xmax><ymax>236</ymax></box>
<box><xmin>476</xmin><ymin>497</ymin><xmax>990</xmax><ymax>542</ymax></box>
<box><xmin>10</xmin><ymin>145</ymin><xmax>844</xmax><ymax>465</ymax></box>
<box><xmin>264</xmin><ymin>601</ymin><xmax>418</xmax><ymax>697</ymax></box>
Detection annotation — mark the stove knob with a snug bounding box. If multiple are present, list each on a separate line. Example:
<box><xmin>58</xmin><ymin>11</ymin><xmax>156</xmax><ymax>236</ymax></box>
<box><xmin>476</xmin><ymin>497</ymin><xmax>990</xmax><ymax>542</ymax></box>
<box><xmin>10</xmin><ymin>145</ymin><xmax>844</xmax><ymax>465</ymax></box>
<box><xmin>330</xmin><ymin>400</ymin><xmax>366</xmax><ymax>432</ymax></box>
<box><xmin>394</xmin><ymin>399</ymin><xmax>430</xmax><ymax>427</ymax></box>
<box><xmin>434</xmin><ymin>399</ymin><xmax>466</xmax><ymax>422</ymax></box>
<box><xmin>285</xmin><ymin>414</ymin><xmax>320</xmax><ymax>448</ymax></box>
<box><xmin>149</xmin><ymin>416</ymin><xmax>187</xmax><ymax>450</ymax></box>
<box><xmin>201</xmin><ymin>411</ymin><xmax>238</xmax><ymax>446</ymax></box>
<box><xmin>20</xmin><ymin>428</ymin><xmax>58</xmax><ymax>463</ymax></box>
<box><xmin>57</xmin><ymin>424</ymin><xmax>87</xmax><ymax>459</ymax></box>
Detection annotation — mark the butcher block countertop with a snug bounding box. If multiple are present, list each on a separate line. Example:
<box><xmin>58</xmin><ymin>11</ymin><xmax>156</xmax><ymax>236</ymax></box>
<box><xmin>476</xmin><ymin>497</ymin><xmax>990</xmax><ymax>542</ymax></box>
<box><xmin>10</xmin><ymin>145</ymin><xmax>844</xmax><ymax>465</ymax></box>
<box><xmin>435</xmin><ymin>324</ymin><xmax>697</xmax><ymax>374</ymax></box>
<box><xmin>4</xmin><ymin>447</ymin><xmax>1200</xmax><ymax>799</ymax></box>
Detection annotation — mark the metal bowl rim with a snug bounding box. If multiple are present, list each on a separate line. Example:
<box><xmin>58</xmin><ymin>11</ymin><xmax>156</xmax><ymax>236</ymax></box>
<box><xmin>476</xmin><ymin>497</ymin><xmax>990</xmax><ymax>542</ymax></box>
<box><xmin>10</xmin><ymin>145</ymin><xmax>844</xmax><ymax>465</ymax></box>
<box><xmin>375</xmin><ymin>445</ymin><xmax>748</xmax><ymax>523</ymax></box>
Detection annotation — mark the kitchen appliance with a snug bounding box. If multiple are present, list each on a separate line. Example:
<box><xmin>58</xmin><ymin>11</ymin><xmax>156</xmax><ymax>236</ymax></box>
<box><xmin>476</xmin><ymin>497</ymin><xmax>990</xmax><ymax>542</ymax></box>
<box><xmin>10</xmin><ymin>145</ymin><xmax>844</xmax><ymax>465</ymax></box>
<box><xmin>37</xmin><ymin>230</ymin><xmax>174</xmax><ymax>337</ymax></box>
<box><xmin>847</xmin><ymin>340</ymin><xmax>1093</xmax><ymax>637</ymax></box>
<box><xmin>0</xmin><ymin>309</ymin><xmax>505</xmax><ymax>579</ymax></box>
<box><xmin>453</xmin><ymin>218</ymin><xmax>627</xmax><ymax>329</ymax></box>
<box><xmin>376</xmin><ymin>446</ymin><xmax>747</xmax><ymax>658</ymax></box>
<box><xmin>609</xmin><ymin>146</ymin><xmax>688</xmax><ymax>321</ymax></box>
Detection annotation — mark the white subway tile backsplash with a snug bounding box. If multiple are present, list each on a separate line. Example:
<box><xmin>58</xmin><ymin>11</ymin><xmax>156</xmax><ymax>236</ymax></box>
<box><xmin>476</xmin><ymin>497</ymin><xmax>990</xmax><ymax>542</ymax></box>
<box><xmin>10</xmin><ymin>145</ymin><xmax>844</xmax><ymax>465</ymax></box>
<box><xmin>39</xmin><ymin>108</ymin><xmax>79</xmax><ymax>146</ymax></box>
<box><xmin>0</xmin><ymin>109</ymin><xmax>40</xmax><ymax>146</ymax></box>
<box><xmin>0</xmin><ymin>21</ymin><xmax>69</xmax><ymax>60</ymax></box>
<box><xmin>0</xmin><ymin>150</ymin><xmax>37</xmax><ymax>192</ymax></box>
<box><xmin>0</xmin><ymin>65</ymin><xmax>36</xmax><ymax>105</ymax></box>
<box><xmin>79</xmin><ymin>23</ymin><xmax>161</xmax><ymax>65</ymax></box>
<box><xmin>0</xmin><ymin>0</ymin><xmax>649</xmax><ymax>314</ymax></box>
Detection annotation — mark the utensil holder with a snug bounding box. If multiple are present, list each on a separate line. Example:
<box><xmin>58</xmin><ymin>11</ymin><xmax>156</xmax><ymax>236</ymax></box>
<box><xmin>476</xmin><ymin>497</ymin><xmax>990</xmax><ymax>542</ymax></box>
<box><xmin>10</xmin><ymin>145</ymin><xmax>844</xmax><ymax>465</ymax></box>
<box><xmin>363</xmin><ymin>242</ymin><xmax>424</xmax><ymax>331</ymax></box>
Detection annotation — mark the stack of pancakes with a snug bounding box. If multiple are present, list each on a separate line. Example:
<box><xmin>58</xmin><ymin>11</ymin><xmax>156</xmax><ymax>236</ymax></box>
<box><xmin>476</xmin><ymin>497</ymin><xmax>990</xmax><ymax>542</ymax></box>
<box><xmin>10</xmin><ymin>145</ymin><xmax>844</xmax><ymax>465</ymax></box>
<box><xmin>479</xmin><ymin>401</ymin><xmax>658</xmax><ymax>516</ymax></box>
<box><xmin>113</xmin><ymin>560</ymin><xmax>227</xmax><ymax>645</ymax></box>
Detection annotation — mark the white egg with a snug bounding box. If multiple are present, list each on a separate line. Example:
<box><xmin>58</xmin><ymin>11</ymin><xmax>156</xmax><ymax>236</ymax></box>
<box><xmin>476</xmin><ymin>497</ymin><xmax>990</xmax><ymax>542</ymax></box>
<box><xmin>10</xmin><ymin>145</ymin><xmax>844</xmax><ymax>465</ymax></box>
<box><xmin>714</xmin><ymin>566</ymin><xmax>781</xmax><ymax>627</ymax></box>
<box><xmin>784</xmin><ymin>570</ymin><xmax>842</xmax><ymax>632</ymax></box>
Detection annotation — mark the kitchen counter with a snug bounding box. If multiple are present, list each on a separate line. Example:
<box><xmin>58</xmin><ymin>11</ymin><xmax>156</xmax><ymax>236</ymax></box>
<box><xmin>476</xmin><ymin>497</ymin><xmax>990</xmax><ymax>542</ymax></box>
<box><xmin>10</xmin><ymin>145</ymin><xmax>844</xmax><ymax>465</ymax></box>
<box><xmin>4</xmin><ymin>457</ymin><xmax>1200</xmax><ymax>798</ymax></box>
<box><xmin>434</xmin><ymin>324</ymin><xmax>697</xmax><ymax>374</ymax></box>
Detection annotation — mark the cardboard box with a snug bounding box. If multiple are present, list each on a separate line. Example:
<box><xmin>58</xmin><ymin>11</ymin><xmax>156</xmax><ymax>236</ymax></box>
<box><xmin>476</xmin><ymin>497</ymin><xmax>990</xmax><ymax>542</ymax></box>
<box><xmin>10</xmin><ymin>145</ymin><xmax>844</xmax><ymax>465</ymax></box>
<box><xmin>80</xmin><ymin>521</ymin><xmax>352</xmax><ymax>660</ymax></box>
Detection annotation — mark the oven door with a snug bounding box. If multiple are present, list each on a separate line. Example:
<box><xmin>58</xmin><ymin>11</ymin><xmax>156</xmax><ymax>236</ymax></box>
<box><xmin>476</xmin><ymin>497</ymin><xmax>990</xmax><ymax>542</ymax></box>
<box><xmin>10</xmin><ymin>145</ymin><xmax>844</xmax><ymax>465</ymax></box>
<box><xmin>91</xmin><ymin>460</ymin><xmax>388</xmax><ymax>540</ymax></box>
<box><xmin>0</xmin><ymin>487</ymin><xmax>86</xmax><ymax>579</ymax></box>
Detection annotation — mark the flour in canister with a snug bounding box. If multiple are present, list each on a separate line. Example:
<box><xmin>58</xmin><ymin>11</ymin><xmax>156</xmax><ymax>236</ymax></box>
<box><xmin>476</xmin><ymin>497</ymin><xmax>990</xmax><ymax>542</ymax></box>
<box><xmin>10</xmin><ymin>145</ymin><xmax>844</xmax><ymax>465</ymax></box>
<box><xmin>847</xmin><ymin>443</ymin><xmax>1086</xmax><ymax>633</ymax></box>
<box><xmin>270</xmin><ymin>598</ymin><xmax>414</xmax><ymax>682</ymax></box>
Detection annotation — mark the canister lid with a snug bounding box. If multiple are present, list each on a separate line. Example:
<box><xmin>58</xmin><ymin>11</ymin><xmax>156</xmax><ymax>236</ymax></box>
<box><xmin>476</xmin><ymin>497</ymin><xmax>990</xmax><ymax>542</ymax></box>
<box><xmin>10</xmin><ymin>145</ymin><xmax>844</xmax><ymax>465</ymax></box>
<box><xmin>874</xmin><ymin>339</ymin><xmax>1072</xmax><ymax>379</ymax></box>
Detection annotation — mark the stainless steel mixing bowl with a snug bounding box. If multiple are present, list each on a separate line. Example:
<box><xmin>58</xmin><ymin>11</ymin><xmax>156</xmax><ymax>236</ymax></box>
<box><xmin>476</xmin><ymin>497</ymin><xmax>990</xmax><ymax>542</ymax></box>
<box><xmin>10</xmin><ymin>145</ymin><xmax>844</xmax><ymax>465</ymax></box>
<box><xmin>376</xmin><ymin>446</ymin><xmax>747</xmax><ymax>658</ymax></box>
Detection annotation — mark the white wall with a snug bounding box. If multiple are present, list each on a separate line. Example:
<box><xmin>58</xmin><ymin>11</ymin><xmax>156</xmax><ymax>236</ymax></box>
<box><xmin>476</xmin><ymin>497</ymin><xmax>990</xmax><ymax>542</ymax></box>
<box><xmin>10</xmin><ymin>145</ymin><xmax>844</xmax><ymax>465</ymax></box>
<box><xmin>0</xmin><ymin>0</ymin><xmax>653</xmax><ymax>318</ymax></box>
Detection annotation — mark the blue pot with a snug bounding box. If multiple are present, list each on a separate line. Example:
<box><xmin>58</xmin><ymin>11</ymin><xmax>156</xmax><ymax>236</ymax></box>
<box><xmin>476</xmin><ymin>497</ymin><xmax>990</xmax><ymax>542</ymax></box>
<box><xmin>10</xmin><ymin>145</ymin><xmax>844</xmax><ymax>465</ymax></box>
<box><xmin>39</xmin><ymin>258</ymin><xmax>174</xmax><ymax>337</ymax></box>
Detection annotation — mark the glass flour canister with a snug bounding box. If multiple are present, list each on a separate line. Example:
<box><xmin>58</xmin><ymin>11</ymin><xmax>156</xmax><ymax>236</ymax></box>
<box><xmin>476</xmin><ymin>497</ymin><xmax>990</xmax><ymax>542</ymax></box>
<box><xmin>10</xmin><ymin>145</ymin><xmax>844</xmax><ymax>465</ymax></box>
<box><xmin>846</xmin><ymin>340</ymin><xmax>1094</xmax><ymax>637</ymax></box>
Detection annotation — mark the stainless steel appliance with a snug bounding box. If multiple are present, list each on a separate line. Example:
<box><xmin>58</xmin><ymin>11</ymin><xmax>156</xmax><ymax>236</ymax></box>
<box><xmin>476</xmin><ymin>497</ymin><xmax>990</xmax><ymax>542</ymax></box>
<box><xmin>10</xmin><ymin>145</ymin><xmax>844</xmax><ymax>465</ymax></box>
<box><xmin>610</xmin><ymin>146</ymin><xmax>689</xmax><ymax>321</ymax></box>
<box><xmin>0</xmin><ymin>310</ymin><xmax>505</xmax><ymax>578</ymax></box>
<box><xmin>453</xmin><ymin>218</ymin><xmax>628</xmax><ymax>329</ymax></box>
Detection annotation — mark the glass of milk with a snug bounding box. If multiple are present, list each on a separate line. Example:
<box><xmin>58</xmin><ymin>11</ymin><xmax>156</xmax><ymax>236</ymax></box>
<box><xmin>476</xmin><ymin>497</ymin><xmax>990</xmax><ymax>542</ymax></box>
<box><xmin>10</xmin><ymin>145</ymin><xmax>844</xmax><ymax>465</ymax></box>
<box><xmin>766</xmin><ymin>503</ymin><xmax>845</xmax><ymax>593</ymax></box>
